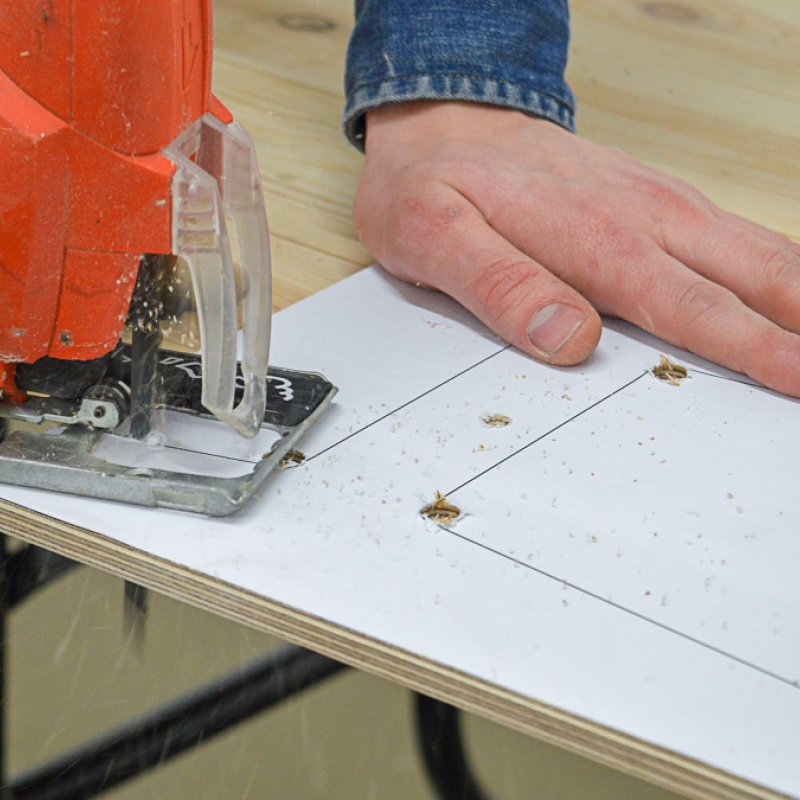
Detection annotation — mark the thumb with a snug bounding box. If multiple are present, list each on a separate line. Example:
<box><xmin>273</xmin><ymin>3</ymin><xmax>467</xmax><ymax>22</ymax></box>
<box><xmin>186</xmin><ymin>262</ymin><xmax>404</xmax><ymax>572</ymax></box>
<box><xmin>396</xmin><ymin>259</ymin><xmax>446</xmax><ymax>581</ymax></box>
<box><xmin>432</xmin><ymin>211</ymin><xmax>602</xmax><ymax>365</ymax></box>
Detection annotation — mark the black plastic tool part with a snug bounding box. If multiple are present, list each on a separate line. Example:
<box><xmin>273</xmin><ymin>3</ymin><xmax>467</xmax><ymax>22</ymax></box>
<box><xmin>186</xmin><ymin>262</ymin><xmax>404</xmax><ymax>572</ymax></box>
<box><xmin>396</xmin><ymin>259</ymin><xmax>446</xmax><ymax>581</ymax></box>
<box><xmin>117</xmin><ymin>345</ymin><xmax>335</xmax><ymax>430</ymax></box>
<box><xmin>15</xmin><ymin>355</ymin><xmax>110</xmax><ymax>400</ymax></box>
<box><xmin>128</xmin><ymin>254</ymin><xmax>171</xmax><ymax>440</ymax></box>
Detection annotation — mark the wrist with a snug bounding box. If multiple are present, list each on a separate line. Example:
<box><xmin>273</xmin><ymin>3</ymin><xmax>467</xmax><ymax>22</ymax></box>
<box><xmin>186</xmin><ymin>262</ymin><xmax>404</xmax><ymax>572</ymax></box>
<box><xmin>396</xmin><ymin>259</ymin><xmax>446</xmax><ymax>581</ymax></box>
<box><xmin>364</xmin><ymin>101</ymin><xmax>565</xmax><ymax>156</ymax></box>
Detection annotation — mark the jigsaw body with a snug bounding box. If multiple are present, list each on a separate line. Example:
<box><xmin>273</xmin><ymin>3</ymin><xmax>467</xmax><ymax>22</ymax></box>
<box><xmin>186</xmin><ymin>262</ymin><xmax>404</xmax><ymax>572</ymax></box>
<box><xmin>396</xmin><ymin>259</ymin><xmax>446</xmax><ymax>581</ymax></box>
<box><xmin>1</xmin><ymin>1</ymin><xmax>213</xmax><ymax>396</ymax></box>
<box><xmin>0</xmin><ymin>1</ymin><xmax>335</xmax><ymax>514</ymax></box>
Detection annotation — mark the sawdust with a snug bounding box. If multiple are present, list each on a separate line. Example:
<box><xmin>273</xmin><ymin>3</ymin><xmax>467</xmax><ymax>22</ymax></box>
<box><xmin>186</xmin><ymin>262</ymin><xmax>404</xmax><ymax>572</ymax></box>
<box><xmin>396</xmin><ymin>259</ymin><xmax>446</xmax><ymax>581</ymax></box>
<box><xmin>279</xmin><ymin>449</ymin><xmax>305</xmax><ymax>468</ymax></box>
<box><xmin>652</xmin><ymin>355</ymin><xmax>688</xmax><ymax>385</ymax></box>
<box><xmin>420</xmin><ymin>492</ymin><xmax>461</xmax><ymax>525</ymax></box>
<box><xmin>480</xmin><ymin>413</ymin><xmax>511</xmax><ymax>427</ymax></box>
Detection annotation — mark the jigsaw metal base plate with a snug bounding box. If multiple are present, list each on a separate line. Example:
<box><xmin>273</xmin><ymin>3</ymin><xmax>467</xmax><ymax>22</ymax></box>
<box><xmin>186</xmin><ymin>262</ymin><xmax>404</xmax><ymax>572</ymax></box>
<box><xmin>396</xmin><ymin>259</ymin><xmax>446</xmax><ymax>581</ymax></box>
<box><xmin>0</xmin><ymin>356</ymin><xmax>336</xmax><ymax>516</ymax></box>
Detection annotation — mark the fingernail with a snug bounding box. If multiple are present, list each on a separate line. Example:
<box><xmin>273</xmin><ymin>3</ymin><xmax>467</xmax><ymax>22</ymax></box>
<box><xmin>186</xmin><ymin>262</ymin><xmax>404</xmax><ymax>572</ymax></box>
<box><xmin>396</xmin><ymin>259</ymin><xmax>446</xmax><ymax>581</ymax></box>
<box><xmin>527</xmin><ymin>303</ymin><xmax>586</xmax><ymax>356</ymax></box>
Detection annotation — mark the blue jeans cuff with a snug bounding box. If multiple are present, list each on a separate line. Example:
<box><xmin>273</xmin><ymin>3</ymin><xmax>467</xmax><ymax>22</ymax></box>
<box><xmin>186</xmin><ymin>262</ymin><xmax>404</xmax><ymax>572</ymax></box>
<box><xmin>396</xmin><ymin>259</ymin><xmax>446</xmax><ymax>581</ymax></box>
<box><xmin>343</xmin><ymin>74</ymin><xmax>575</xmax><ymax>151</ymax></box>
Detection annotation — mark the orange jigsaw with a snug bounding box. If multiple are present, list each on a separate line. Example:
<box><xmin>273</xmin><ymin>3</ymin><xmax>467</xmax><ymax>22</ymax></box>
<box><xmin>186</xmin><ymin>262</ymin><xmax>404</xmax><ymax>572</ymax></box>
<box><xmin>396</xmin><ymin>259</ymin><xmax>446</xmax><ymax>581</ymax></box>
<box><xmin>0</xmin><ymin>0</ymin><xmax>271</xmax><ymax>437</ymax></box>
<box><xmin>2</xmin><ymin>1</ymin><xmax>207</xmax><ymax>395</ymax></box>
<box><xmin>0</xmin><ymin>2</ymin><xmax>334</xmax><ymax>516</ymax></box>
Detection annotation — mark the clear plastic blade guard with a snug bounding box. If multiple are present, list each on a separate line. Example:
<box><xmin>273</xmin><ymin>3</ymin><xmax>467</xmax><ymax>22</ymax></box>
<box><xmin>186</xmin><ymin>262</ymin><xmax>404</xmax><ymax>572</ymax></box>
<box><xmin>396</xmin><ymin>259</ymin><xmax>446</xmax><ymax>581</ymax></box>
<box><xmin>164</xmin><ymin>113</ymin><xmax>271</xmax><ymax>438</ymax></box>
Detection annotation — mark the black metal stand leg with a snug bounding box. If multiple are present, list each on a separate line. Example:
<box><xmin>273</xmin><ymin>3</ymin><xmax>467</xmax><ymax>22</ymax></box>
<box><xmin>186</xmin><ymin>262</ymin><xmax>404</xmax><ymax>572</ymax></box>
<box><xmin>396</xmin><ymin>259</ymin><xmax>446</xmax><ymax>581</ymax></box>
<box><xmin>0</xmin><ymin>535</ymin><xmax>499</xmax><ymax>800</ymax></box>
<box><xmin>8</xmin><ymin>644</ymin><xmax>346</xmax><ymax>800</ymax></box>
<box><xmin>415</xmin><ymin>693</ymin><xmax>494</xmax><ymax>800</ymax></box>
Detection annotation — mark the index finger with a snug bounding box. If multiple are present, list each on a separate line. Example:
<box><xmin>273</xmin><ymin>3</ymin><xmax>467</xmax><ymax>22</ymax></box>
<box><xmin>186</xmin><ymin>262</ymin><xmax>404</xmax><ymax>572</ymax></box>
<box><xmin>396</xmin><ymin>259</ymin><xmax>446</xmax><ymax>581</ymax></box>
<box><xmin>616</xmin><ymin>245</ymin><xmax>800</xmax><ymax>396</ymax></box>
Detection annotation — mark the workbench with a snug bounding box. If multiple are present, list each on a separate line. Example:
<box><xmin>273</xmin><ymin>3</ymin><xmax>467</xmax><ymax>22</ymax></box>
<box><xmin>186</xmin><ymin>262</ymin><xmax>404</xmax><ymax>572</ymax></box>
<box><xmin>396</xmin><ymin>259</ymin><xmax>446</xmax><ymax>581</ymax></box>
<box><xmin>1</xmin><ymin>1</ymin><xmax>799</xmax><ymax>798</ymax></box>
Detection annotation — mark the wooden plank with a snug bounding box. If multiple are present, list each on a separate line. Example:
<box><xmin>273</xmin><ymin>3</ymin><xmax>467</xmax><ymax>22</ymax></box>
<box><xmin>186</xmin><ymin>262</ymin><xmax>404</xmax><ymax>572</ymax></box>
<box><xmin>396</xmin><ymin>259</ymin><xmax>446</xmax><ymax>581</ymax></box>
<box><xmin>569</xmin><ymin>0</ymin><xmax>800</xmax><ymax>236</ymax></box>
<box><xmin>213</xmin><ymin>1</ymin><xmax>370</xmax><ymax>311</ymax></box>
<box><xmin>214</xmin><ymin>0</ymin><xmax>355</xmax><ymax>97</ymax></box>
<box><xmin>2</xmin><ymin>265</ymin><xmax>799</xmax><ymax>800</ymax></box>
<box><xmin>270</xmin><ymin>236</ymin><xmax>367</xmax><ymax>310</ymax></box>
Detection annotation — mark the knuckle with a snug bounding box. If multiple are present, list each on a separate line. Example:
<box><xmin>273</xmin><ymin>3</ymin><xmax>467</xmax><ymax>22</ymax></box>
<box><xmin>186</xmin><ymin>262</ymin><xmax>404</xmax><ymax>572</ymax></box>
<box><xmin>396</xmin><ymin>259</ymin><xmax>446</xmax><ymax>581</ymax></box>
<box><xmin>608</xmin><ymin>232</ymin><xmax>651</xmax><ymax>266</ymax></box>
<box><xmin>676</xmin><ymin>281</ymin><xmax>733</xmax><ymax>330</ymax></box>
<box><xmin>624</xmin><ymin>266</ymin><xmax>660</xmax><ymax>314</ymax></box>
<box><xmin>579</xmin><ymin>213</ymin><xmax>649</xmax><ymax>273</ymax></box>
<box><xmin>577</xmin><ymin>212</ymin><xmax>629</xmax><ymax>258</ymax></box>
<box><xmin>758</xmin><ymin>248</ymin><xmax>799</xmax><ymax>294</ymax></box>
<box><xmin>639</xmin><ymin>177</ymin><xmax>711</xmax><ymax>224</ymax></box>
<box><xmin>467</xmin><ymin>259</ymin><xmax>541</xmax><ymax>324</ymax></box>
<box><xmin>353</xmin><ymin>172</ymin><xmax>470</xmax><ymax>273</ymax></box>
<box><xmin>392</xmin><ymin>189</ymin><xmax>469</xmax><ymax>244</ymax></box>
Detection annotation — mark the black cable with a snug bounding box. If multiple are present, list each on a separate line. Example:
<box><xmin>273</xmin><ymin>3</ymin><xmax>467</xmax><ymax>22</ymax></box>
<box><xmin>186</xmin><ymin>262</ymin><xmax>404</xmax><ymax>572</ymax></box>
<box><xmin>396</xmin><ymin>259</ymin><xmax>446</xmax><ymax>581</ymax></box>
<box><xmin>415</xmin><ymin>694</ymin><xmax>494</xmax><ymax>800</ymax></box>
<box><xmin>8</xmin><ymin>644</ymin><xmax>347</xmax><ymax>800</ymax></box>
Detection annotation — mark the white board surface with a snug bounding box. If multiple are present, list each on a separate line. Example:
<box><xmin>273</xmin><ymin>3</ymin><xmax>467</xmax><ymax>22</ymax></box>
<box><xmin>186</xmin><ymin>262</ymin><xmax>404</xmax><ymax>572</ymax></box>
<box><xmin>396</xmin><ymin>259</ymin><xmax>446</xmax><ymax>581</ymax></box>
<box><xmin>2</xmin><ymin>267</ymin><xmax>799</xmax><ymax>797</ymax></box>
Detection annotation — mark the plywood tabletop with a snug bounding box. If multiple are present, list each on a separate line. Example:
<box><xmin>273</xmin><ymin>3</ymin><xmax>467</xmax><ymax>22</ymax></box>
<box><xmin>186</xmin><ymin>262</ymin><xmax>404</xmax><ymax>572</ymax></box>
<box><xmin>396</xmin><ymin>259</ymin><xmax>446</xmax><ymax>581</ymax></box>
<box><xmin>212</xmin><ymin>0</ymin><xmax>372</xmax><ymax>311</ymax></box>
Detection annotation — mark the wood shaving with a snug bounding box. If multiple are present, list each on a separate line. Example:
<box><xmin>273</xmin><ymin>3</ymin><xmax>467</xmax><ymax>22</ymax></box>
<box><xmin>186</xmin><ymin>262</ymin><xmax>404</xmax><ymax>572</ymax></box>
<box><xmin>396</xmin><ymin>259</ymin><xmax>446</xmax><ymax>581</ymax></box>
<box><xmin>279</xmin><ymin>449</ymin><xmax>306</xmax><ymax>468</ymax></box>
<box><xmin>420</xmin><ymin>491</ymin><xmax>461</xmax><ymax>525</ymax></box>
<box><xmin>481</xmin><ymin>413</ymin><xmax>511</xmax><ymax>427</ymax></box>
<box><xmin>653</xmin><ymin>355</ymin><xmax>688</xmax><ymax>386</ymax></box>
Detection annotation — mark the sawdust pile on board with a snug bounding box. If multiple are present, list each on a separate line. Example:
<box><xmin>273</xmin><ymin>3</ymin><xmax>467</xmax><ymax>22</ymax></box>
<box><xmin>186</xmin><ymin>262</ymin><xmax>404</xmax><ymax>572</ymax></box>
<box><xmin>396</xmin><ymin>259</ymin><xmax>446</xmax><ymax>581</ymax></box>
<box><xmin>420</xmin><ymin>492</ymin><xmax>461</xmax><ymax>525</ymax></box>
<box><xmin>653</xmin><ymin>355</ymin><xmax>688</xmax><ymax>385</ymax></box>
<box><xmin>279</xmin><ymin>449</ymin><xmax>306</xmax><ymax>468</ymax></box>
<box><xmin>480</xmin><ymin>413</ymin><xmax>511</xmax><ymax>427</ymax></box>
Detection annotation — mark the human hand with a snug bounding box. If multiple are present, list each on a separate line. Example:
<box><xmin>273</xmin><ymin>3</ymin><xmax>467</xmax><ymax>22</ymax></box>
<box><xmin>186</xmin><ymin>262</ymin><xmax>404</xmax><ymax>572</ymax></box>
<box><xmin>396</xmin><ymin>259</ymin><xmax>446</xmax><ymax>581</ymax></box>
<box><xmin>354</xmin><ymin>102</ymin><xmax>800</xmax><ymax>396</ymax></box>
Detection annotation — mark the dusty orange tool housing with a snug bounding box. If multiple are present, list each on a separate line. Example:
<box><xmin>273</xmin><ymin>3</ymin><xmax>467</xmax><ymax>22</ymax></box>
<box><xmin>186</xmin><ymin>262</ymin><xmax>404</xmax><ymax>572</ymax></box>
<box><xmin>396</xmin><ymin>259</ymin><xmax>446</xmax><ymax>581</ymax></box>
<box><xmin>0</xmin><ymin>0</ymin><xmax>233</xmax><ymax>402</ymax></box>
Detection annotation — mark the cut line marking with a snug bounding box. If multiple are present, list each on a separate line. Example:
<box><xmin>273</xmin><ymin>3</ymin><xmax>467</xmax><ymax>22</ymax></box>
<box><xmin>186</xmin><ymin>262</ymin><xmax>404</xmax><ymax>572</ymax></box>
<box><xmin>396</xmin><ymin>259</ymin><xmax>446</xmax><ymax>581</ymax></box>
<box><xmin>691</xmin><ymin>368</ymin><xmax>761</xmax><ymax>389</ymax></box>
<box><xmin>306</xmin><ymin>345</ymin><xmax>511</xmax><ymax>461</ymax></box>
<box><xmin>444</xmin><ymin>526</ymin><xmax>799</xmax><ymax>689</ymax></box>
<box><xmin>447</xmin><ymin>371</ymin><xmax>648</xmax><ymax>497</ymax></box>
<box><xmin>163</xmin><ymin>444</ymin><xmax>258</xmax><ymax>465</ymax></box>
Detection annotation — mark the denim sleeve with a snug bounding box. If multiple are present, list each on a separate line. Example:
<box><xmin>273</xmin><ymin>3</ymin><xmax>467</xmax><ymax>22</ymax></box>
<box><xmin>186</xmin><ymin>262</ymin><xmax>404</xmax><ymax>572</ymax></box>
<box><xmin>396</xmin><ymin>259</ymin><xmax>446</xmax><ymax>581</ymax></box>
<box><xmin>343</xmin><ymin>0</ymin><xmax>575</xmax><ymax>150</ymax></box>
